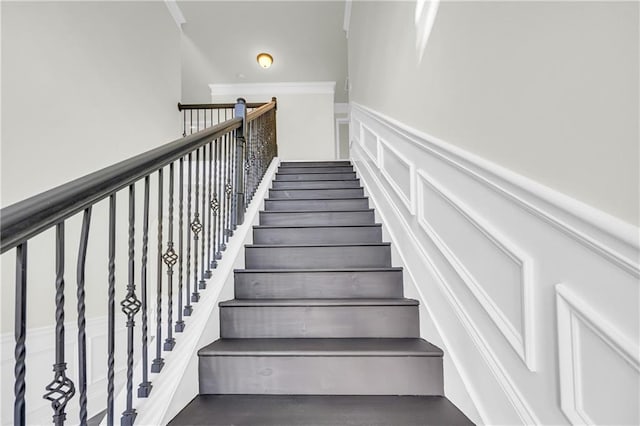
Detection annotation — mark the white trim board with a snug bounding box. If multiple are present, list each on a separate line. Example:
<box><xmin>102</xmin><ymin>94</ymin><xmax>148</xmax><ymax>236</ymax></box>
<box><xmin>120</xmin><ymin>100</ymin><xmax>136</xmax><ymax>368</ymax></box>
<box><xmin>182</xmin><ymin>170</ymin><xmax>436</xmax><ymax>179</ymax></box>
<box><xmin>350</xmin><ymin>102</ymin><xmax>639</xmax><ymax>275</ymax></box>
<box><xmin>209</xmin><ymin>82</ymin><xmax>336</xmax><ymax>98</ymax></box>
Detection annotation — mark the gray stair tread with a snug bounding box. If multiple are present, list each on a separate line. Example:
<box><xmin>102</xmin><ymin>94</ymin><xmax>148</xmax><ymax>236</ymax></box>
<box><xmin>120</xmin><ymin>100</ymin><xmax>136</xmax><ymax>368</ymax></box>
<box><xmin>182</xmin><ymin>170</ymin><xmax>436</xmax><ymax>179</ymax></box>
<box><xmin>264</xmin><ymin>197</ymin><xmax>367</xmax><ymax>201</ymax></box>
<box><xmin>235</xmin><ymin>267</ymin><xmax>402</xmax><ymax>273</ymax></box>
<box><xmin>198</xmin><ymin>338</ymin><xmax>443</xmax><ymax>357</ymax></box>
<box><xmin>219</xmin><ymin>298</ymin><xmax>418</xmax><ymax>307</ymax></box>
<box><xmin>246</xmin><ymin>242</ymin><xmax>390</xmax><ymax>248</ymax></box>
<box><xmin>281</xmin><ymin>161</ymin><xmax>352</xmax><ymax>166</ymax></box>
<box><xmin>261</xmin><ymin>208</ymin><xmax>374</xmax><ymax>213</ymax></box>
<box><xmin>169</xmin><ymin>394</ymin><xmax>474</xmax><ymax>426</ymax></box>
<box><xmin>253</xmin><ymin>224</ymin><xmax>382</xmax><ymax>229</ymax></box>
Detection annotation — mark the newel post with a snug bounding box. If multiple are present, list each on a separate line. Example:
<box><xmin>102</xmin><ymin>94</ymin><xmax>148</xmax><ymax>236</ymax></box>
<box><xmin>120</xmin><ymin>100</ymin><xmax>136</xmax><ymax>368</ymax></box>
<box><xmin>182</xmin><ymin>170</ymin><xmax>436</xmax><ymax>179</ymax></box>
<box><xmin>234</xmin><ymin>98</ymin><xmax>247</xmax><ymax>227</ymax></box>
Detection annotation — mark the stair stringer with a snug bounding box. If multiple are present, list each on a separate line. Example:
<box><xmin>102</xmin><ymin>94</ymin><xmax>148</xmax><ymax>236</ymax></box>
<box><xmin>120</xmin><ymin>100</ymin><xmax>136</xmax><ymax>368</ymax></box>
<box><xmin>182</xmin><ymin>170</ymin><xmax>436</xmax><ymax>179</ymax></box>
<box><xmin>103</xmin><ymin>158</ymin><xmax>280</xmax><ymax>426</ymax></box>
<box><xmin>351</xmin><ymin>155</ymin><xmax>489</xmax><ymax>425</ymax></box>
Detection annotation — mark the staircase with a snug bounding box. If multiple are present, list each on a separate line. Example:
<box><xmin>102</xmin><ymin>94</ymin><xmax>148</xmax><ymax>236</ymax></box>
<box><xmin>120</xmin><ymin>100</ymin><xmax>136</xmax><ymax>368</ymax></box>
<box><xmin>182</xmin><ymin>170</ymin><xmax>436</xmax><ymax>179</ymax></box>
<box><xmin>169</xmin><ymin>161</ymin><xmax>473</xmax><ymax>425</ymax></box>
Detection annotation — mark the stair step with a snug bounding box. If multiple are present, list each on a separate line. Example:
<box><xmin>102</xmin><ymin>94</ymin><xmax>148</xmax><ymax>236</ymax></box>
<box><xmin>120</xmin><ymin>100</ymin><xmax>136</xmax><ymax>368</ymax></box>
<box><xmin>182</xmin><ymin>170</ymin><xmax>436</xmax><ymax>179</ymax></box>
<box><xmin>259</xmin><ymin>209</ymin><xmax>375</xmax><ymax>226</ymax></box>
<box><xmin>219</xmin><ymin>298</ymin><xmax>419</xmax><ymax>338</ymax></box>
<box><xmin>234</xmin><ymin>267</ymin><xmax>404</xmax><ymax>299</ymax></box>
<box><xmin>253</xmin><ymin>224</ymin><xmax>381</xmax><ymax>244</ymax></box>
<box><xmin>277</xmin><ymin>166</ymin><xmax>354</xmax><ymax>174</ymax></box>
<box><xmin>169</xmin><ymin>394</ymin><xmax>474</xmax><ymax>426</ymax></box>
<box><xmin>198</xmin><ymin>338</ymin><xmax>444</xmax><ymax>395</ymax></box>
<box><xmin>245</xmin><ymin>243</ymin><xmax>391</xmax><ymax>269</ymax></box>
<box><xmin>280</xmin><ymin>161</ymin><xmax>351</xmax><ymax>167</ymax></box>
<box><xmin>275</xmin><ymin>172</ymin><xmax>357</xmax><ymax>181</ymax></box>
<box><xmin>264</xmin><ymin>198</ymin><xmax>369</xmax><ymax>212</ymax></box>
<box><xmin>272</xmin><ymin>179</ymin><xmax>361</xmax><ymax>189</ymax></box>
<box><xmin>269</xmin><ymin>188</ymin><xmax>364</xmax><ymax>199</ymax></box>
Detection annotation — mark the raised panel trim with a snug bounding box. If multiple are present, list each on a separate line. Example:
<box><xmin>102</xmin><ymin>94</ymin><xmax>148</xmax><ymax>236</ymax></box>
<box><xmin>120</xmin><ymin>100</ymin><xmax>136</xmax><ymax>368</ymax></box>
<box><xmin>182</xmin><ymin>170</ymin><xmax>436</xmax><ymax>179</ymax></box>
<box><xmin>556</xmin><ymin>284</ymin><xmax>640</xmax><ymax>425</ymax></box>
<box><xmin>360</xmin><ymin>123</ymin><xmax>379</xmax><ymax>166</ymax></box>
<box><xmin>379</xmin><ymin>137</ymin><xmax>416</xmax><ymax>215</ymax></box>
<box><xmin>416</xmin><ymin>170</ymin><xmax>536</xmax><ymax>371</ymax></box>
<box><xmin>350</xmin><ymin>102</ymin><xmax>639</xmax><ymax>277</ymax></box>
<box><xmin>352</xmin><ymin>149</ymin><xmax>539</xmax><ymax>424</ymax></box>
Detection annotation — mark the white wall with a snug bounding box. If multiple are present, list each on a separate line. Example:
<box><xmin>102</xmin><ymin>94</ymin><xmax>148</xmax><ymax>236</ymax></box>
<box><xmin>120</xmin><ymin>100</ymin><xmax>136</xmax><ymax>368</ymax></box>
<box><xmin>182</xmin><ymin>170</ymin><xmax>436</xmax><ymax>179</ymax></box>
<box><xmin>350</xmin><ymin>102</ymin><xmax>639</xmax><ymax>425</ymax></box>
<box><xmin>179</xmin><ymin>1</ymin><xmax>349</xmax><ymax>103</ymax></box>
<box><xmin>210</xmin><ymin>82</ymin><xmax>336</xmax><ymax>160</ymax></box>
<box><xmin>348</xmin><ymin>1</ymin><xmax>639</xmax><ymax>226</ymax></box>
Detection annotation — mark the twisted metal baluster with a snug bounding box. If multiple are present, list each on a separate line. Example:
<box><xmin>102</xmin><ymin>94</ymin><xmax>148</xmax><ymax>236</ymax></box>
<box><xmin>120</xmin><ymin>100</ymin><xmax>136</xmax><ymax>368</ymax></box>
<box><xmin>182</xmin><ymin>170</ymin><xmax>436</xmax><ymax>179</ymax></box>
<box><xmin>121</xmin><ymin>185</ymin><xmax>141</xmax><ymax>426</ymax></box>
<box><xmin>210</xmin><ymin>138</ymin><xmax>219</xmax><ymax>269</ymax></box>
<box><xmin>164</xmin><ymin>163</ymin><xmax>177</xmax><ymax>350</ymax></box>
<box><xmin>77</xmin><ymin>207</ymin><xmax>92</xmax><ymax>423</ymax></box>
<box><xmin>152</xmin><ymin>169</ymin><xmax>165</xmax><ymax>373</ymax></box>
<box><xmin>191</xmin><ymin>148</ymin><xmax>202</xmax><ymax>302</ymax></box>
<box><xmin>176</xmin><ymin>158</ymin><xmax>187</xmax><ymax>329</ymax></box>
<box><xmin>44</xmin><ymin>222</ymin><xmax>76</xmax><ymax>426</ymax></box>
<box><xmin>138</xmin><ymin>176</ymin><xmax>152</xmax><ymax>396</ymax></box>
<box><xmin>14</xmin><ymin>242</ymin><xmax>27</xmax><ymax>426</ymax></box>
<box><xmin>184</xmin><ymin>153</ymin><xmax>193</xmax><ymax>316</ymax></box>
<box><xmin>107</xmin><ymin>195</ymin><xmax>116</xmax><ymax>426</ymax></box>
<box><xmin>205</xmin><ymin>140</ymin><xmax>213</xmax><ymax>278</ymax></box>
<box><xmin>199</xmin><ymin>145</ymin><xmax>207</xmax><ymax>289</ymax></box>
<box><xmin>215</xmin><ymin>137</ymin><xmax>223</xmax><ymax>259</ymax></box>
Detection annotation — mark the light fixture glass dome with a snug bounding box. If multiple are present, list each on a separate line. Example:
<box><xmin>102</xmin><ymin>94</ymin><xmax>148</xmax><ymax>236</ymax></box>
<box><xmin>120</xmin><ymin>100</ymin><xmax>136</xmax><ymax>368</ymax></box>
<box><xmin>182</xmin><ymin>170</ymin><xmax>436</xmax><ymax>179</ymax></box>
<box><xmin>257</xmin><ymin>53</ymin><xmax>273</xmax><ymax>69</ymax></box>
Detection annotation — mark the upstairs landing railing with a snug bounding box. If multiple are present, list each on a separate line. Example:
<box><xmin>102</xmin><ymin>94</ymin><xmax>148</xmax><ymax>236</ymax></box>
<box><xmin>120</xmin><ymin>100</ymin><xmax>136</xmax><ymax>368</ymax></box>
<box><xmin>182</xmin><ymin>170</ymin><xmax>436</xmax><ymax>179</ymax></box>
<box><xmin>1</xmin><ymin>98</ymin><xmax>277</xmax><ymax>426</ymax></box>
<box><xmin>178</xmin><ymin>99</ymin><xmax>272</xmax><ymax>136</ymax></box>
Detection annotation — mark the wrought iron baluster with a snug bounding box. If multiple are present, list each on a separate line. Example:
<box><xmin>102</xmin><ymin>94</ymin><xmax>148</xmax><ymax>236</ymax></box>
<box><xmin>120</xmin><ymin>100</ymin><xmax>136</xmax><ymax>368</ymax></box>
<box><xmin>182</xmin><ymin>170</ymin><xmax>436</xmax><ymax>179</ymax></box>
<box><xmin>191</xmin><ymin>148</ymin><xmax>202</xmax><ymax>302</ymax></box>
<box><xmin>199</xmin><ymin>144</ymin><xmax>207</xmax><ymax>289</ymax></box>
<box><xmin>206</xmin><ymin>140</ymin><xmax>214</xmax><ymax>276</ymax></box>
<box><xmin>215</xmin><ymin>137</ymin><xmax>223</xmax><ymax>260</ymax></box>
<box><xmin>184</xmin><ymin>153</ymin><xmax>193</xmax><ymax>316</ymax></box>
<box><xmin>182</xmin><ymin>110</ymin><xmax>186</xmax><ymax>138</ymax></box>
<box><xmin>211</xmin><ymin>138</ymin><xmax>219</xmax><ymax>269</ymax></box>
<box><xmin>44</xmin><ymin>221</ymin><xmax>75</xmax><ymax>426</ymax></box>
<box><xmin>14</xmin><ymin>242</ymin><xmax>27</xmax><ymax>426</ymax></box>
<box><xmin>189</xmin><ymin>110</ymin><xmax>193</xmax><ymax>135</ymax></box>
<box><xmin>176</xmin><ymin>157</ymin><xmax>187</xmax><ymax>329</ymax></box>
<box><xmin>138</xmin><ymin>176</ymin><xmax>152</xmax><ymax>396</ymax></box>
<box><xmin>230</xmin><ymin>129</ymin><xmax>237</xmax><ymax>231</ymax></box>
<box><xmin>152</xmin><ymin>169</ymin><xmax>165</xmax><ymax>373</ymax></box>
<box><xmin>121</xmin><ymin>184</ymin><xmax>141</xmax><ymax>426</ymax></box>
<box><xmin>222</xmin><ymin>133</ymin><xmax>229</xmax><ymax>250</ymax></box>
<box><xmin>77</xmin><ymin>207</ymin><xmax>92</xmax><ymax>423</ymax></box>
<box><xmin>107</xmin><ymin>195</ymin><xmax>116</xmax><ymax>426</ymax></box>
<box><xmin>164</xmin><ymin>162</ymin><xmax>177</xmax><ymax>350</ymax></box>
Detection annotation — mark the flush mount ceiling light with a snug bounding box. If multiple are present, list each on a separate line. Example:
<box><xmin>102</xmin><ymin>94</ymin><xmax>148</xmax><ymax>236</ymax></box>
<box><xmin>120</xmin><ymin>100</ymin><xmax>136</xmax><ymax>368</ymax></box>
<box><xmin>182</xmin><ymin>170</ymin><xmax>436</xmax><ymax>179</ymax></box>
<box><xmin>256</xmin><ymin>52</ymin><xmax>273</xmax><ymax>69</ymax></box>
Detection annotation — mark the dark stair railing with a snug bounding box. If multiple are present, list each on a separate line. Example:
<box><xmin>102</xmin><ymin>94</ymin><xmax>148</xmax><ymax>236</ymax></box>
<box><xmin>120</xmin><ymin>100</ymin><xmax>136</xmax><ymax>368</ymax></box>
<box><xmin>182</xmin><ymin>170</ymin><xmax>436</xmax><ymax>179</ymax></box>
<box><xmin>177</xmin><ymin>101</ymin><xmax>267</xmax><ymax>137</ymax></box>
<box><xmin>1</xmin><ymin>97</ymin><xmax>277</xmax><ymax>426</ymax></box>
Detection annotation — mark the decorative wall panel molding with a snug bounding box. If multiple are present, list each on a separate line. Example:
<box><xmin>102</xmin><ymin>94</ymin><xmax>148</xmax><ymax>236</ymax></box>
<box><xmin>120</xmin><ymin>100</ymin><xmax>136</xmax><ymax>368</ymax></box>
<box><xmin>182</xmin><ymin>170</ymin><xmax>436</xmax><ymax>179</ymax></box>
<box><xmin>350</xmin><ymin>101</ymin><xmax>639</xmax><ymax>425</ymax></box>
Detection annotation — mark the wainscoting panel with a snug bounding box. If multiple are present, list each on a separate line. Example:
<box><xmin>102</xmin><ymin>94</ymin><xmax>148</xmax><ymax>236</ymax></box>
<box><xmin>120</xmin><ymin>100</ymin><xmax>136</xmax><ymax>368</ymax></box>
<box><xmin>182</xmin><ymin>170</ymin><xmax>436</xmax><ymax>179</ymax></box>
<box><xmin>350</xmin><ymin>102</ymin><xmax>639</xmax><ymax>425</ymax></box>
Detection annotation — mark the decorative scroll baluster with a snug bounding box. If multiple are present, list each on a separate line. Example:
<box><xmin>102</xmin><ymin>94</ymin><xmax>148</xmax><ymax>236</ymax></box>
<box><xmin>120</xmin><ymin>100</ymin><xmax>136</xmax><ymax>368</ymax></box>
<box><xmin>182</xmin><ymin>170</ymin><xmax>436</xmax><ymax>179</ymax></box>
<box><xmin>176</xmin><ymin>157</ymin><xmax>186</xmax><ymax>329</ymax></box>
<box><xmin>138</xmin><ymin>176</ymin><xmax>152</xmax><ymax>396</ymax></box>
<box><xmin>191</xmin><ymin>148</ymin><xmax>202</xmax><ymax>302</ymax></box>
<box><xmin>206</xmin><ymin>140</ymin><xmax>214</xmax><ymax>276</ymax></box>
<box><xmin>76</xmin><ymin>207</ymin><xmax>92</xmax><ymax>423</ymax></box>
<box><xmin>107</xmin><ymin>194</ymin><xmax>116</xmax><ymax>426</ymax></box>
<box><xmin>225</xmin><ymin>133</ymin><xmax>233</xmax><ymax>243</ymax></box>
<box><xmin>199</xmin><ymin>145</ymin><xmax>207</xmax><ymax>289</ymax></box>
<box><xmin>152</xmin><ymin>169</ymin><xmax>165</xmax><ymax>373</ymax></box>
<box><xmin>14</xmin><ymin>242</ymin><xmax>27</xmax><ymax>426</ymax></box>
<box><xmin>44</xmin><ymin>222</ymin><xmax>76</xmax><ymax>426</ymax></box>
<box><xmin>184</xmin><ymin>153</ymin><xmax>193</xmax><ymax>316</ymax></box>
<box><xmin>216</xmin><ymin>137</ymin><xmax>223</xmax><ymax>259</ymax></box>
<box><xmin>121</xmin><ymin>185</ymin><xmax>141</xmax><ymax>426</ymax></box>
<box><xmin>164</xmin><ymin>163</ymin><xmax>177</xmax><ymax>350</ymax></box>
<box><xmin>211</xmin><ymin>138</ymin><xmax>219</xmax><ymax>269</ymax></box>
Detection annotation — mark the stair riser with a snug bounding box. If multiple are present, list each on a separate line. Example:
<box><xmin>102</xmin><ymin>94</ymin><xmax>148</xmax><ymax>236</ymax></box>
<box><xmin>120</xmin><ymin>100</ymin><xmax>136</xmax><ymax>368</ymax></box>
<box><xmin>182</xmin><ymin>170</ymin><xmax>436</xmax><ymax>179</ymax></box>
<box><xmin>245</xmin><ymin>245</ymin><xmax>391</xmax><ymax>269</ymax></box>
<box><xmin>264</xmin><ymin>199</ymin><xmax>369</xmax><ymax>212</ymax></box>
<box><xmin>234</xmin><ymin>270</ymin><xmax>404</xmax><ymax>298</ymax></box>
<box><xmin>277</xmin><ymin>166</ymin><xmax>354</xmax><ymax>174</ymax></box>
<box><xmin>220</xmin><ymin>306</ymin><xmax>419</xmax><ymax>338</ymax></box>
<box><xmin>276</xmin><ymin>172</ymin><xmax>357</xmax><ymax>181</ymax></box>
<box><xmin>272</xmin><ymin>180</ymin><xmax>361</xmax><ymax>189</ymax></box>
<box><xmin>259</xmin><ymin>211</ymin><xmax>375</xmax><ymax>226</ymax></box>
<box><xmin>199</xmin><ymin>356</ymin><xmax>444</xmax><ymax>395</ymax></box>
<box><xmin>269</xmin><ymin>189</ymin><xmax>364</xmax><ymax>199</ymax></box>
<box><xmin>280</xmin><ymin>161</ymin><xmax>351</xmax><ymax>167</ymax></box>
<box><xmin>253</xmin><ymin>226</ymin><xmax>381</xmax><ymax>244</ymax></box>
